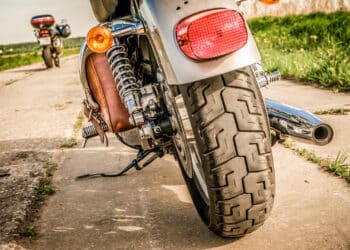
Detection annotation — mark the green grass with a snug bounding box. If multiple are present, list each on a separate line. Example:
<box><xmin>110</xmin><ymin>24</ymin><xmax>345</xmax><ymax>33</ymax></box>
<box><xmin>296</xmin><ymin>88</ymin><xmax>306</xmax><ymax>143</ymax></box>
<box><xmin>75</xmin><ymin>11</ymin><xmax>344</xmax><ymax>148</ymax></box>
<box><xmin>35</xmin><ymin>177</ymin><xmax>55</xmax><ymax>196</ymax></box>
<box><xmin>60</xmin><ymin>111</ymin><xmax>84</xmax><ymax>148</ymax></box>
<box><xmin>281</xmin><ymin>140</ymin><xmax>350</xmax><ymax>182</ymax></box>
<box><xmin>59</xmin><ymin>138</ymin><xmax>78</xmax><ymax>148</ymax></box>
<box><xmin>0</xmin><ymin>53</ymin><xmax>42</xmax><ymax>71</ymax></box>
<box><xmin>0</xmin><ymin>37</ymin><xmax>83</xmax><ymax>55</ymax></box>
<box><xmin>61</xmin><ymin>37</ymin><xmax>84</xmax><ymax>49</ymax></box>
<box><xmin>249</xmin><ymin>11</ymin><xmax>350</xmax><ymax>92</ymax></box>
<box><xmin>327</xmin><ymin>152</ymin><xmax>350</xmax><ymax>180</ymax></box>
<box><xmin>0</xmin><ymin>42</ymin><xmax>40</xmax><ymax>55</ymax></box>
<box><xmin>0</xmin><ymin>48</ymin><xmax>80</xmax><ymax>71</ymax></box>
<box><xmin>314</xmin><ymin>107</ymin><xmax>350</xmax><ymax>115</ymax></box>
<box><xmin>63</xmin><ymin>47</ymin><xmax>81</xmax><ymax>56</ymax></box>
<box><xmin>17</xmin><ymin>159</ymin><xmax>58</xmax><ymax>239</ymax></box>
<box><xmin>35</xmin><ymin>160</ymin><xmax>58</xmax><ymax>199</ymax></box>
<box><xmin>0</xmin><ymin>37</ymin><xmax>83</xmax><ymax>71</ymax></box>
<box><xmin>19</xmin><ymin>226</ymin><xmax>37</xmax><ymax>237</ymax></box>
<box><xmin>0</xmin><ymin>47</ymin><xmax>81</xmax><ymax>71</ymax></box>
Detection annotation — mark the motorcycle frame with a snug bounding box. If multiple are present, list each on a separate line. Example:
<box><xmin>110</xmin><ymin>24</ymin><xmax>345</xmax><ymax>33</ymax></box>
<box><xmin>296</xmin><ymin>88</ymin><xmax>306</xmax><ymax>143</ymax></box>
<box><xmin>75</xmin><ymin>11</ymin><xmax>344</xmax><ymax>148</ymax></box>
<box><xmin>79</xmin><ymin>0</ymin><xmax>261</xmax><ymax>90</ymax></box>
<box><xmin>35</xmin><ymin>28</ymin><xmax>62</xmax><ymax>54</ymax></box>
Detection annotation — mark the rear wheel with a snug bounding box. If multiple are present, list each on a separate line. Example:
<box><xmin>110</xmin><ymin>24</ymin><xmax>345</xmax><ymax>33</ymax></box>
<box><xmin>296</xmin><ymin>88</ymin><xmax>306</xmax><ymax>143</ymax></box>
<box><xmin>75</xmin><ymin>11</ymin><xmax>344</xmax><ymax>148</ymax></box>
<box><xmin>42</xmin><ymin>46</ymin><xmax>53</xmax><ymax>68</ymax></box>
<box><xmin>173</xmin><ymin>66</ymin><xmax>275</xmax><ymax>237</ymax></box>
<box><xmin>54</xmin><ymin>56</ymin><xmax>60</xmax><ymax>67</ymax></box>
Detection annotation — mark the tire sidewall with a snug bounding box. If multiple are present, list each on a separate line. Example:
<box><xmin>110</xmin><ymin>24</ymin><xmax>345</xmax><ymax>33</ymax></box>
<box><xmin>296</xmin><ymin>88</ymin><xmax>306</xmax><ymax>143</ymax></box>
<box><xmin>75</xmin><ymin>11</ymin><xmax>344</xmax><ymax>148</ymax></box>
<box><xmin>42</xmin><ymin>46</ymin><xmax>53</xmax><ymax>68</ymax></box>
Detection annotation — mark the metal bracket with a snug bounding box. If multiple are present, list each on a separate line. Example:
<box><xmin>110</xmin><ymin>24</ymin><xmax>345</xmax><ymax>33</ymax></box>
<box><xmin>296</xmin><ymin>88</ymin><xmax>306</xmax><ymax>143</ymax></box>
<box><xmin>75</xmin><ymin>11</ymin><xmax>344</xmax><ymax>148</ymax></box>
<box><xmin>251</xmin><ymin>63</ymin><xmax>281</xmax><ymax>88</ymax></box>
<box><xmin>75</xmin><ymin>148</ymin><xmax>164</xmax><ymax>180</ymax></box>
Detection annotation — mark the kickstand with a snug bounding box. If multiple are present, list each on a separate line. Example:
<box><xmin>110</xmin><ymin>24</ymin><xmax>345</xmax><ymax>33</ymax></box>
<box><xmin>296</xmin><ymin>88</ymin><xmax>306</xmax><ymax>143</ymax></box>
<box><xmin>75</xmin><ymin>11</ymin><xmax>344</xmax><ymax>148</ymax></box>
<box><xmin>75</xmin><ymin>148</ymin><xmax>164</xmax><ymax>180</ymax></box>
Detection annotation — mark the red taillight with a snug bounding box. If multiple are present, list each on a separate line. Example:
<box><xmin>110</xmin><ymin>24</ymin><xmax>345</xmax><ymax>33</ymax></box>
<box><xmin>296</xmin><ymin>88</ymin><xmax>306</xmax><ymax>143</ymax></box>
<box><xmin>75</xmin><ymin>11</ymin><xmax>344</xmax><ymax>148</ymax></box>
<box><xmin>176</xmin><ymin>9</ymin><xmax>248</xmax><ymax>61</ymax></box>
<box><xmin>40</xmin><ymin>29</ymin><xmax>49</xmax><ymax>37</ymax></box>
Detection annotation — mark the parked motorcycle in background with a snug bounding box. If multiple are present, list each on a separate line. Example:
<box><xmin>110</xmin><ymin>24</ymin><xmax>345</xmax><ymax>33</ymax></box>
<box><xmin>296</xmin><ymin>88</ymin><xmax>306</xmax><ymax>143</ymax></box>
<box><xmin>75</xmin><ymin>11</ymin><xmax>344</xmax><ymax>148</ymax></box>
<box><xmin>77</xmin><ymin>0</ymin><xmax>333</xmax><ymax>237</ymax></box>
<box><xmin>31</xmin><ymin>15</ymin><xmax>71</xmax><ymax>68</ymax></box>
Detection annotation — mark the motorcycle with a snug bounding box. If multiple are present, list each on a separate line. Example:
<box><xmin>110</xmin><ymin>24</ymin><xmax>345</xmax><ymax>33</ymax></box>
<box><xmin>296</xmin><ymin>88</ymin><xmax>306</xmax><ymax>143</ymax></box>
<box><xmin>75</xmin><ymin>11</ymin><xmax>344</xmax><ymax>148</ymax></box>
<box><xmin>31</xmin><ymin>15</ymin><xmax>71</xmax><ymax>68</ymax></box>
<box><xmin>77</xmin><ymin>0</ymin><xmax>333</xmax><ymax>237</ymax></box>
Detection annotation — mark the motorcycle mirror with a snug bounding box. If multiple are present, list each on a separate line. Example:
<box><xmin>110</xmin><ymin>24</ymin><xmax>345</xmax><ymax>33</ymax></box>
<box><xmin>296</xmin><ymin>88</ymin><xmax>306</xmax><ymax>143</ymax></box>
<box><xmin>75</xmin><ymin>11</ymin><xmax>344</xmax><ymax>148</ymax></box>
<box><xmin>259</xmin><ymin>0</ymin><xmax>279</xmax><ymax>4</ymax></box>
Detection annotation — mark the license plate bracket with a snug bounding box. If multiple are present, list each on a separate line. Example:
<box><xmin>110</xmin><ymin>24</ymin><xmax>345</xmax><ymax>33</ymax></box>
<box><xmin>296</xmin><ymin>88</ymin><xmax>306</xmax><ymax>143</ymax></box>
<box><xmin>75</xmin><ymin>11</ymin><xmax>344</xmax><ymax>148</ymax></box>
<box><xmin>39</xmin><ymin>37</ymin><xmax>51</xmax><ymax>46</ymax></box>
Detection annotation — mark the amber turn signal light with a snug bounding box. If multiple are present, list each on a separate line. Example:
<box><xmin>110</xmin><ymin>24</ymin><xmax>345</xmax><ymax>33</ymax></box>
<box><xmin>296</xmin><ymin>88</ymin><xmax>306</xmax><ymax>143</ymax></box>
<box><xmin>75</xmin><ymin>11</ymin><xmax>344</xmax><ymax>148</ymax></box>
<box><xmin>259</xmin><ymin>0</ymin><xmax>279</xmax><ymax>4</ymax></box>
<box><xmin>86</xmin><ymin>26</ymin><xmax>113</xmax><ymax>53</ymax></box>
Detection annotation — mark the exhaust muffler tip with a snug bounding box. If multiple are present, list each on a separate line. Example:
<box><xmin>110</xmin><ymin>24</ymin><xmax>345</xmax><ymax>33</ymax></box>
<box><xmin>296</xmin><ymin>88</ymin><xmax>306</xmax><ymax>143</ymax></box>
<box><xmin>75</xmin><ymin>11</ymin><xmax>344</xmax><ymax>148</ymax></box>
<box><xmin>312</xmin><ymin>124</ymin><xmax>334</xmax><ymax>146</ymax></box>
<box><xmin>265</xmin><ymin>98</ymin><xmax>335</xmax><ymax>146</ymax></box>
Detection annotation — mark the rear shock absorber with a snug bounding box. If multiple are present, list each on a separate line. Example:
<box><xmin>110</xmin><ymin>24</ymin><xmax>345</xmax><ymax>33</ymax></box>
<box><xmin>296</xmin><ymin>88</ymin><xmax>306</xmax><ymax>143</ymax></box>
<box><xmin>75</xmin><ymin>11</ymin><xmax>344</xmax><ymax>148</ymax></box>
<box><xmin>106</xmin><ymin>42</ymin><xmax>144</xmax><ymax>126</ymax></box>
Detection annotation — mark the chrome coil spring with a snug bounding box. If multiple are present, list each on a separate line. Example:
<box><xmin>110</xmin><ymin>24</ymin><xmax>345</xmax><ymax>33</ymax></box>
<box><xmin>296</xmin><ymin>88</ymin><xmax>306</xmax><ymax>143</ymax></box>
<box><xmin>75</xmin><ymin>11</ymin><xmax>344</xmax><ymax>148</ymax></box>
<box><xmin>266</xmin><ymin>71</ymin><xmax>281</xmax><ymax>83</ymax></box>
<box><xmin>82</xmin><ymin>123</ymin><xmax>108</xmax><ymax>139</ymax></box>
<box><xmin>106</xmin><ymin>45</ymin><xmax>140</xmax><ymax>103</ymax></box>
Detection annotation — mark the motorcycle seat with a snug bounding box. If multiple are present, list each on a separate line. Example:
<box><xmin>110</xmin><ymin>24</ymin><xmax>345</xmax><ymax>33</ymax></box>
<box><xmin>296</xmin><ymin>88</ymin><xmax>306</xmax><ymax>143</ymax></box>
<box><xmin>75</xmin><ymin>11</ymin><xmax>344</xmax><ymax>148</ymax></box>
<box><xmin>90</xmin><ymin>0</ymin><xmax>119</xmax><ymax>22</ymax></box>
<box><xmin>90</xmin><ymin>0</ymin><xmax>134</xmax><ymax>22</ymax></box>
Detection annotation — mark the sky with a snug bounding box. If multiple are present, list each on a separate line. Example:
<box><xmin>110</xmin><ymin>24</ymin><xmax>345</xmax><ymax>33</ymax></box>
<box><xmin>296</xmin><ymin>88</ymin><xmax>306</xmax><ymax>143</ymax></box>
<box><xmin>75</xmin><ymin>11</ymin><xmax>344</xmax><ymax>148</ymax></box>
<box><xmin>0</xmin><ymin>0</ymin><xmax>98</xmax><ymax>44</ymax></box>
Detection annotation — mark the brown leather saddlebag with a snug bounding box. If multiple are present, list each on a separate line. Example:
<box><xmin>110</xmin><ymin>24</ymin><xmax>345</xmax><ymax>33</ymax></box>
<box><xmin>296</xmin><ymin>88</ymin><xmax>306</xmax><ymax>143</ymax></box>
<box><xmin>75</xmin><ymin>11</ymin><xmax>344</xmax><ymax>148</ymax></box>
<box><xmin>86</xmin><ymin>53</ymin><xmax>133</xmax><ymax>132</ymax></box>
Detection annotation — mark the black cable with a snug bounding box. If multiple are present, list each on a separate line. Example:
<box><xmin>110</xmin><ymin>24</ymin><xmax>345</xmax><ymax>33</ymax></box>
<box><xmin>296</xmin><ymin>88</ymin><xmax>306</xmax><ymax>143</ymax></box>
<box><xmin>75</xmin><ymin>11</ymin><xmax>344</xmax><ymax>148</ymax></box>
<box><xmin>115</xmin><ymin>132</ymin><xmax>142</xmax><ymax>150</ymax></box>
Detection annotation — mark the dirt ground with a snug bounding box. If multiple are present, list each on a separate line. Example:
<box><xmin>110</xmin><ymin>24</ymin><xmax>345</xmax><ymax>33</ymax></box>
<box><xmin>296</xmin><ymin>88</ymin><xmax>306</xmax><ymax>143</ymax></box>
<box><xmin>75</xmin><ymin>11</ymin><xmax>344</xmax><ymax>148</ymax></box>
<box><xmin>0</xmin><ymin>149</ymin><xmax>55</xmax><ymax>242</ymax></box>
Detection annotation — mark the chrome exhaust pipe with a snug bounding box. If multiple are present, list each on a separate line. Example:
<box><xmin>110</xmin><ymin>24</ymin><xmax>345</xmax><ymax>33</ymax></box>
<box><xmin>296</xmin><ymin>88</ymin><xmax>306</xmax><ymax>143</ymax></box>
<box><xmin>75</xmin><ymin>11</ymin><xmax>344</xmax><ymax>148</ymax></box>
<box><xmin>265</xmin><ymin>99</ymin><xmax>334</xmax><ymax>145</ymax></box>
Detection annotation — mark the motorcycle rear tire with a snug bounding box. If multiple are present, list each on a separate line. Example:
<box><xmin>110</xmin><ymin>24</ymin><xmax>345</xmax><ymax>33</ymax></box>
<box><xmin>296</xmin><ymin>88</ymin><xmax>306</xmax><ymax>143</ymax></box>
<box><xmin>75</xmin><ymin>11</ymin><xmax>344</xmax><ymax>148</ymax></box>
<box><xmin>42</xmin><ymin>46</ymin><xmax>53</xmax><ymax>68</ymax></box>
<box><xmin>178</xmin><ymin>66</ymin><xmax>275</xmax><ymax>237</ymax></box>
<box><xmin>54</xmin><ymin>57</ymin><xmax>60</xmax><ymax>67</ymax></box>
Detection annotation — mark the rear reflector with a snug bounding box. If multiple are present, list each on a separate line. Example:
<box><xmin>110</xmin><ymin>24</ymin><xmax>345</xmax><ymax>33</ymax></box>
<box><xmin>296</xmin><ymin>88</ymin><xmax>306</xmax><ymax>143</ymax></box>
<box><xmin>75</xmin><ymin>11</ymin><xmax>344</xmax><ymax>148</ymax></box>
<box><xmin>39</xmin><ymin>29</ymin><xmax>49</xmax><ymax>37</ymax></box>
<box><xmin>176</xmin><ymin>9</ymin><xmax>248</xmax><ymax>61</ymax></box>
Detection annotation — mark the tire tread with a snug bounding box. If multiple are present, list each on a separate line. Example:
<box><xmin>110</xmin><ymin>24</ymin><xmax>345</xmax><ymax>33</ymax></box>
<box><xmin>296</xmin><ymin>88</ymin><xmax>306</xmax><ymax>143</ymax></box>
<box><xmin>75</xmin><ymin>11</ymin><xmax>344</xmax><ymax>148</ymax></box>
<box><xmin>181</xmin><ymin>67</ymin><xmax>275</xmax><ymax>237</ymax></box>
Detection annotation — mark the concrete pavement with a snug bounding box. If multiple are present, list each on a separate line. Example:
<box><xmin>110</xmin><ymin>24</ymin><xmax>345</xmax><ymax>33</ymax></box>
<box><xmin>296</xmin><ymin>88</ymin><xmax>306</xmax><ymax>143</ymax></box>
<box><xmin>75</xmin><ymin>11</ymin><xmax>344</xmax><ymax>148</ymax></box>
<box><xmin>0</xmin><ymin>55</ymin><xmax>83</xmax><ymax>142</ymax></box>
<box><xmin>28</xmin><ymin>138</ymin><xmax>350</xmax><ymax>250</ymax></box>
<box><xmin>31</xmin><ymin>74</ymin><xmax>350</xmax><ymax>249</ymax></box>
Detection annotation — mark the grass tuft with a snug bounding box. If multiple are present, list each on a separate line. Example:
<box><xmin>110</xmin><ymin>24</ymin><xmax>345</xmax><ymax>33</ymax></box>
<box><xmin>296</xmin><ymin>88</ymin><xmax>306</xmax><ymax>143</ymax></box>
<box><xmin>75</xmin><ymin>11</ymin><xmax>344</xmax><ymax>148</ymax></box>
<box><xmin>59</xmin><ymin>111</ymin><xmax>84</xmax><ymax>149</ymax></box>
<box><xmin>19</xmin><ymin>226</ymin><xmax>37</xmax><ymax>237</ymax></box>
<box><xmin>35</xmin><ymin>160</ymin><xmax>58</xmax><ymax>198</ymax></box>
<box><xmin>327</xmin><ymin>152</ymin><xmax>350</xmax><ymax>180</ymax></box>
<box><xmin>35</xmin><ymin>177</ymin><xmax>55</xmax><ymax>196</ymax></box>
<box><xmin>281</xmin><ymin>139</ymin><xmax>349</xmax><ymax>182</ymax></box>
<box><xmin>314</xmin><ymin>108</ymin><xmax>350</xmax><ymax>115</ymax></box>
<box><xmin>59</xmin><ymin>138</ymin><xmax>78</xmax><ymax>148</ymax></box>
